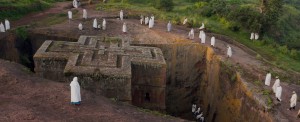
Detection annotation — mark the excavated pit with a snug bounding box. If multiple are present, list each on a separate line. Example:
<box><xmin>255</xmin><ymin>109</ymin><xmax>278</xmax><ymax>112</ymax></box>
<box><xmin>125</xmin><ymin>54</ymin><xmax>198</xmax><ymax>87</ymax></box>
<box><xmin>0</xmin><ymin>32</ymin><xmax>273</xmax><ymax>121</ymax></box>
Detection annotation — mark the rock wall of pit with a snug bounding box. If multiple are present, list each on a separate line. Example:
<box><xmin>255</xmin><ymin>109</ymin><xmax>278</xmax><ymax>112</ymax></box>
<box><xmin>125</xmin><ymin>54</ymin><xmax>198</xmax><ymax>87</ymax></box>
<box><xmin>137</xmin><ymin>43</ymin><xmax>273</xmax><ymax>121</ymax></box>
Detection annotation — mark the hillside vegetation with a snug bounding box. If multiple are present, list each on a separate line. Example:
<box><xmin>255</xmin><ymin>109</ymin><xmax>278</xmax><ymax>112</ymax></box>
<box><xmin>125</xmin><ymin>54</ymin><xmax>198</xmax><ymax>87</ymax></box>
<box><xmin>0</xmin><ymin>0</ymin><xmax>67</xmax><ymax>20</ymax></box>
<box><xmin>99</xmin><ymin>0</ymin><xmax>300</xmax><ymax>72</ymax></box>
<box><xmin>1</xmin><ymin>0</ymin><xmax>300</xmax><ymax>72</ymax></box>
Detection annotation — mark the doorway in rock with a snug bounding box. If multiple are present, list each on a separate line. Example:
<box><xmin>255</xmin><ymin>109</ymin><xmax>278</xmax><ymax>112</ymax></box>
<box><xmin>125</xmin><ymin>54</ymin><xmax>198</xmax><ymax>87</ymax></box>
<box><xmin>145</xmin><ymin>92</ymin><xmax>150</xmax><ymax>102</ymax></box>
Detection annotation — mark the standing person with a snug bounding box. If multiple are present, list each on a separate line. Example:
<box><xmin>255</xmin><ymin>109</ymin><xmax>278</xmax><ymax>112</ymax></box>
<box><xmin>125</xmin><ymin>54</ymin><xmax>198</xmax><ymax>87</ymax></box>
<box><xmin>264</xmin><ymin>72</ymin><xmax>272</xmax><ymax>86</ymax></box>
<box><xmin>73</xmin><ymin>0</ymin><xmax>78</xmax><ymax>8</ymax></box>
<box><xmin>183</xmin><ymin>18</ymin><xmax>188</xmax><ymax>25</ymax></box>
<box><xmin>140</xmin><ymin>15</ymin><xmax>144</xmax><ymax>25</ymax></box>
<box><xmin>83</xmin><ymin>9</ymin><xmax>87</xmax><ymax>19</ymax></box>
<box><xmin>167</xmin><ymin>21</ymin><xmax>172</xmax><ymax>32</ymax></box>
<box><xmin>78</xmin><ymin>23</ymin><xmax>83</xmax><ymax>30</ymax></box>
<box><xmin>68</xmin><ymin>10</ymin><xmax>72</xmax><ymax>19</ymax></box>
<box><xmin>272</xmin><ymin>76</ymin><xmax>280</xmax><ymax>93</ymax></box>
<box><xmin>120</xmin><ymin>10</ymin><xmax>124</xmax><ymax>20</ymax></box>
<box><xmin>276</xmin><ymin>85</ymin><xmax>282</xmax><ymax>102</ymax></box>
<box><xmin>192</xmin><ymin>104</ymin><xmax>196</xmax><ymax>113</ymax></box>
<box><xmin>201</xmin><ymin>31</ymin><xmax>206</xmax><ymax>44</ymax></box>
<box><xmin>93</xmin><ymin>18</ymin><xmax>97</xmax><ymax>29</ymax></box>
<box><xmin>4</xmin><ymin>19</ymin><xmax>10</xmax><ymax>30</ymax></box>
<box><xmin>122</xmin><ymin>22</ymin><xmax>127</xmax><ymax>33</ymax></box>
<box><xmin>255</xmin><ymin>33</ymin><xmax>259</xmax><ymax>40</ymax></box>
<box><xmin>211</xmin><ymin>36</ymin><xmax>215</xmax><ymax>47</ymax></box>
<box><xmin>227</xmin><ymin>45</ymin><xmax>232</xmax><ymax>58</ymax></box>
<box><xmin>189</xmin><ymin>28</ymin><xmax>194</xmax><ymax>40</ymax></box>
<box><xmin>145</xmin><ymin>17</ymin><xmax>149</xmax><ymax>25</ymax></box>
<box><xmin>289</xmin><ymin>91</ymin><xmax>297</xmax><ymax>110</ymax></box>
<box><xmin>151</xmin><ymin>15</ymin><xmax>155</xmax><ymax>26</ymax></box>
<box><xmin>102</xmin><ymin>19</ymin><xmax>106</xmax><ymax>30</ymax></box>
<box><xmin>199</xmin><ymin>30</ymin><xmax>203</xmax><ymax>39</ymax></box>
<box><xmin>0</xmin><ymin>23</ymin><xmax>5</xmax><ymax>32</ymax></box>
<box><xmin>199</xmin><ymin>22</ymin><xmax>205</xmax><ymax>30</ymax></box>
<box><xmin>70</xmin><ymin>77</ymin><xmax>81</xmax><ymax>105</ymax></box>
<box><xmin>148</xmin><ymin>18</ymin><xmax>153</xmax><ymax>29</ymax></box>
<box><xmin>250</xmin><ymin>33</ymin><xmax>254</xmax><ymax>40</ymax></box>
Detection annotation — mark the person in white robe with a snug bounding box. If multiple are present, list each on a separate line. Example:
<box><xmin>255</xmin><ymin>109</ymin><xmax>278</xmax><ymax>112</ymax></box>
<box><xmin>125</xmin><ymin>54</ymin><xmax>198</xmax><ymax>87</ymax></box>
<box><xmin>192</xmin><ymin>104</ymin><xmax>196</xmax><ymax>113</ymax></box>
<box><xmin>140</xmin><ymin>15</ymin><xmax>144</xmax><ymax>25</ymax></box>
<box><xmin>145</xmin><ymin>17</ymin><xmax>149</xmax><ymax>25</ymax></box>
<box><xmin>149</xmin><ymin>18</ymin><xmax>154</xmax><ymax>29</ymax></box>
<box><xmin>227</xmin><ymin>45</ymin><xmax>232</xmax><ymax>58</ymax></box>
<box><xmin>201</xmin><ymin>32</ymin><xmax>206</xmax><ymax>44</ymax></box>
<box><xmin>83</xmin><ymin>9</ymin><xmax>87</xmax><ymax>19</ymax></box>
<box><xmin>0</xmin><ymin>23</ymin><xmax>5</xmax><ymax>32</ymax></box>
<box><xmin>102</xmin><ymin>19</ymin><xmax>106</xmax><ymax>30</ymax></box>
<box><xmin>211</xmin><ymin>36</ymin><xmax>215</xmax><ymax>47</ymax></box>
<box><xmin>151</xmin><ymin>15</ymin><xmax>155</xmax><ymax>26</ymax></box>
<box><xmin>78</xmin><ymin>23</ymin><xmax>83</xmax><ymax>30</ymax></box>
<box><xmin>167</xmin><ymin>21</ymin><xmax>172</xmax><ymax>32</ymax></box>
<box><xmin>199</xmin><ymin>22</ymin><xmax>205</xmax><ymax>30</ymax></box>
<box><xmin>73</xmin><ymin>0</ymin><xmax>78</xmax><ymax>8</ymax></box>
<box><xmin>120</xmin><ymin>10</ymin><xmax>124</xmax><ymax>20</ymax></box>
<box><xmin>264</xmin><ymin>72</ymin><xmax>271</xmax><ymax>86</ymax></box>
<box><xmin>183</xmin><ymin>18</ymin><xmax>188</xmax><ymax>25</ymax></box>
<box><xmin>122</xmin><ymin>22</ymin><xmax>127</xmax><ymax>33</ymax></box>
<box><xmin>196</xmin><ymin>112</ymin><xmax>204</xmax><ymax>122</ymax></box>
<box><xmin>289</xmin><ymin>91</ymin><xmax>297</xmax><ymax>110</ymax></box>
<box><xmin>250</xmin><ymin>33</ymin><xmax>254</xmax><ymax>40</ymax></box>
<box><xmin>255</xmin><ymin>33</ymin><xmax>259</xmax><ymax>40</ymax></box>
<box><xmin>272</xmin><ymin>76</ymin><xmax>280</xmax><ymax>93</ymax></box>
<box><xmin>68</xmin><ymin>10</ymin><xmax>72</xmax><ymax>19</ymax></box>
<box><xmin>5</xmin><ymin>19</ymin><xmax>10</xmax><ymax>30</ymax></box>
<box><xmin>275</xmin><ymin>85</ymin><xmax>282</xmax><ymax>102</ymax></box>
<box><xmin>148</xmin><ymin>18</ymin><xmax>152</xmax><ymax>28</ymax></box>
<box><xmin>199</xmin><ymin>30</ymin><xmax>203</xmax><ymax>39</ymax></box>
<box><xmin>93</xmin><ymin>18</ymin><xmax>97</xmax><ymax>29</ymax></box>
<box><xmin>189</xmin><ymin>28</ymin><xmax>194</xmax><ymax>40</ymax></box>
<box><xmin>70</xmin><ymin>77</ymin><xmax>81</xmax><ymax>105</ymax></box>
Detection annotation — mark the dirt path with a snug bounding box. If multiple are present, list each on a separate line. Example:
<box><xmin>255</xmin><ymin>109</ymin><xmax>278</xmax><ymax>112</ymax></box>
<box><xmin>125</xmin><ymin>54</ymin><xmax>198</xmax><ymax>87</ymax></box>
<box><xmin>2</xmin><ymin>1</ymin><xmax>300</xmax><ymax>121</ymax></box>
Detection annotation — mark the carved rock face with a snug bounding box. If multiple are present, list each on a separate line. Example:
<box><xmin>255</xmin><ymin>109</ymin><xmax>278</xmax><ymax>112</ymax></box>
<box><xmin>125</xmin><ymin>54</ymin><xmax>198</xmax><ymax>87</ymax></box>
<box><xmin>34</xmin><ymin>36</ymin><xmax>166</xmax><ymax>110</ymax></box>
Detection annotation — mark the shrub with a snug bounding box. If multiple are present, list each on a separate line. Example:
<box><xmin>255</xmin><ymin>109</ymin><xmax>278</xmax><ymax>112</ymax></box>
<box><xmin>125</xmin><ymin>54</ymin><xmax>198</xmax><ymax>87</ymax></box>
<box><xmin>290</xmin><ymin>49</ymin><xmax>300</xmax><ymax>59</ymax></box>
<box><xmin>278</xmin><ymin>45</ymin><xmax>289</xmax><ymax>54</ymax></box>
<box><xmin>16</xmin><ymin>27</ymin><xmax>28</xmax><ymax>40</ymax></box>
<box><xmin>154</xmin><ymin>0</ymin><xmax>174</xmax><ymax>12</ymax></box>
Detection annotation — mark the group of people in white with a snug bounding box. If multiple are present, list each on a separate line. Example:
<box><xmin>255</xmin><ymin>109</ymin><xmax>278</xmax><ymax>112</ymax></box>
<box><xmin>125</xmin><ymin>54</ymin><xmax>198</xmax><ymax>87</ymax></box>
<box><xmin>0</xmin><ymin>19</ymin><xmax>10</xmax><ymax>33</ymax></box>
<box><xmin>140</xmin><ymin>15</ymin><xmax>155</xmax><ymax>29</ymax></box>
<box><xmin>250</xmin><ymin>32</ymin><xmax>259</xmax><ymax>40</ymax></box>
<box><xmin>185</xmin><ymin>19</ymin><xmax>232</xmax><ymax>58</ymax></box>
<box><xmin>73</xmin><ymin>0</ymin><xmax>81</xmax><ymax>8</ymax></box>
<box><xmin>192</xmin><ymin>104</ymin><xmax>204</xmax><ymax>122</ymax></box>
<box><xmin>264</xmin><ymin>72</ymin><xmax>298</xmax><ymax>112</ymax></box>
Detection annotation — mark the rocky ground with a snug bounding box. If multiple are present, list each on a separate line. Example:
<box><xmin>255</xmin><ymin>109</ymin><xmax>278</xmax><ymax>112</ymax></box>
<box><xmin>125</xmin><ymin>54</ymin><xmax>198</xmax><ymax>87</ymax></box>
<box><xmin>0</xmin><ymin>59</ymin><xmax>187</xmax><ymax>122</ymax></box>
<box><xmin>1</xmin><ymin>1</ymin><xmax>300</xmax><ymax>122</ymax></box>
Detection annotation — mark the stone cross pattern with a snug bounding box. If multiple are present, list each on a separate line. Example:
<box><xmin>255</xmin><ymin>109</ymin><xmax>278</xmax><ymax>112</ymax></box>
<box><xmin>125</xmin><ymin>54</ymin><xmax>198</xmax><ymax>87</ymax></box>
<box><xmin>34</xmin><ymin>36</ymin><xmax>166</xmax><ymax>77</ymax></box>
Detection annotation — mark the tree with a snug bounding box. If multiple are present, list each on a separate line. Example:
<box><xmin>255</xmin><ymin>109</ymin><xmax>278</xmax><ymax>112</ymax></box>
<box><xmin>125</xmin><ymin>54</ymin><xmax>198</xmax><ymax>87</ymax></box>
<box><xmin>261</xmin><ymin>0</ymin><xmax>283</xmax><ymax>33</ymax></box>
<box><xmin>155</xmin><ymin>0</ymin><xmax>174</xmax><ymax>12</ymax></box>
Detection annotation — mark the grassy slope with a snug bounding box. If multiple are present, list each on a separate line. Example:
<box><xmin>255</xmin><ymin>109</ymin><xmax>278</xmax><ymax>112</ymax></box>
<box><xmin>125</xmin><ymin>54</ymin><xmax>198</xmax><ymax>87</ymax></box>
<box><xmin>98</xmin><ymin>0</ymin><xmax>300</xmax><ymax>72</ymax></box>
<box><xmin>0</xmin><ymin>0</ymin><xmax>67</xmax><ymax>20</ymax></box>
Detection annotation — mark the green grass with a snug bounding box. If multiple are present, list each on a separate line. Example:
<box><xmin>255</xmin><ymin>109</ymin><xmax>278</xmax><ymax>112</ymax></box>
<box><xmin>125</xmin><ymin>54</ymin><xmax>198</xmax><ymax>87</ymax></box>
<box><xmin>0</xmin><ymin>0</ymin><xmax>67</xmax><ymax>20</ymax></box>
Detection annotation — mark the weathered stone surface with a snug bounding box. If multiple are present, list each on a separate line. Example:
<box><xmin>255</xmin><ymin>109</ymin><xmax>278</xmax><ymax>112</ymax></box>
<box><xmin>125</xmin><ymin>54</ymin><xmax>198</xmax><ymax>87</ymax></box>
<box><xmin>34</xmin><ymin>36</ymin><xmax>166</xmax><ymax>110</ymax></box>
